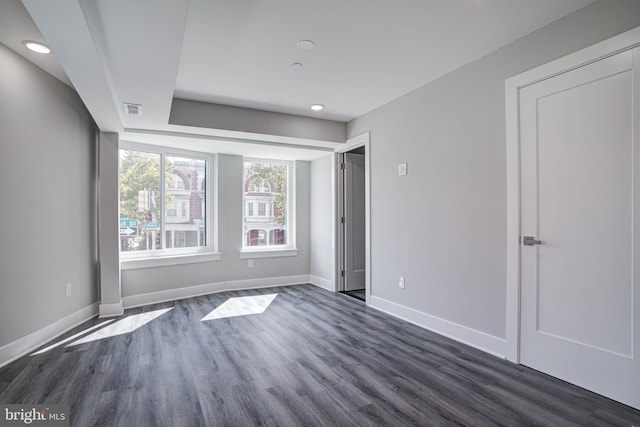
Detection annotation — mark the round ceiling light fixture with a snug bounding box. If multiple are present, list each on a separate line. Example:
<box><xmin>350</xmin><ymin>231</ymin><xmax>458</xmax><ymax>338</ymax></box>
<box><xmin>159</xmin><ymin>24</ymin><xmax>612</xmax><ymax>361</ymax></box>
<box><xmin>23</xmin><ymin>41</ymin><xmax>51</xmax><ymax>54</ymax></box>
<box><xmin>291</xmin><ymin>62</ymin><xmax>304</xmax><ymax>68</ymax></box>
<box><xmin>310</xmin><ymin>104</ymin><xmax>324</xmax><ymax>111</ymax></box>
<box><xmin>297</xmin><ymin>40</ymin><xmax>315</xmax><ymax>50</ymax></box>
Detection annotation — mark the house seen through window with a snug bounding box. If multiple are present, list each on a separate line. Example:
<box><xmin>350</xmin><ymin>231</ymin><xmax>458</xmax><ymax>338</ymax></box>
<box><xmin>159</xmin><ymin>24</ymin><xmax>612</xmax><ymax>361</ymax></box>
<box><xmin>243</xmin><ymin>159</ymin><xmax>290</xmax><ymax>248</ymax></box>
<box><xmin>119</xmin><ymin>147</ymin><xmax>208</xmax><ymax>255</ymax></box>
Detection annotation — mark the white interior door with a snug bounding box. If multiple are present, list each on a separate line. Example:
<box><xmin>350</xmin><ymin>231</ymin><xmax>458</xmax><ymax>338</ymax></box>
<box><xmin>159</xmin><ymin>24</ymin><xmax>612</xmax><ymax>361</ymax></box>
<box><xmin>519</xmin><ymin>48</ymin><xmax>640</xmax><ymax>409</ymax></box>
<box><xmin>344</xmin><ymin>152</ymin><xmax>366</xmax><ymax>292</ymax></box>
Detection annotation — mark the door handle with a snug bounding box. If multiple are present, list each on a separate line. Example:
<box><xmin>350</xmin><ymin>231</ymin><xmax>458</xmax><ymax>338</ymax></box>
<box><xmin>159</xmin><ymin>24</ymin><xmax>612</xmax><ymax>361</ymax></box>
<box><xmin>522</xmin><ymin>236</ymin><xmax>542</xmax><ymax>246</ymax></box>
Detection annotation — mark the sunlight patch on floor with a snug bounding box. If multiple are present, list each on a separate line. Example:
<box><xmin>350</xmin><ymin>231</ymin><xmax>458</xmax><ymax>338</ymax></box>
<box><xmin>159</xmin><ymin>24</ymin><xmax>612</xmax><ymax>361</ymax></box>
<box><xmin>66</xmin><ymin>307</ymin><xmax>173</xmax><ymax>346</ymax></box>
<box><xmin>30</xmin><ymin>319</ymin><xmax>116</xmax><ymax>356</ymax></box>
<box><xmin>201</xmin><ymin>294</ymin><xmax>278</xmax><ymax>321</ymax></box>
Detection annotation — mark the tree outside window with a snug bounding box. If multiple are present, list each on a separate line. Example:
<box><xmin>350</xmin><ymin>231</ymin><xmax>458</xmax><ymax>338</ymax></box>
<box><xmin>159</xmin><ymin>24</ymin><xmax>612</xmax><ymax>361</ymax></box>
<box><xmin>119</xmin><ymin>148</ymin><xmax>207</xmax><ymax>253</ymax></box>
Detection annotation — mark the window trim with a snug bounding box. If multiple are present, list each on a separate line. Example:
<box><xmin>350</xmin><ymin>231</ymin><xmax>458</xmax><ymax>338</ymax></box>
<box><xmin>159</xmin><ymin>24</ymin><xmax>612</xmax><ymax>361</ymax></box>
<box><xmin>121</xmin><ymin>251</ymin><xmax>221</xmax><ymax>270</ymax></box>
<box><xmin>119</xmin><ymin>141</ymin><xmax>218</xmax><ymax>266</ymax></box>
<box><xmin>239</xmin><ymin>249</ymin><xmax>298</xmax><ymax>259</ymax></box>
<box><xmin>241</xmin><ymin>158</ymin><xmax>296</xmax><ymax>255</ymax></box>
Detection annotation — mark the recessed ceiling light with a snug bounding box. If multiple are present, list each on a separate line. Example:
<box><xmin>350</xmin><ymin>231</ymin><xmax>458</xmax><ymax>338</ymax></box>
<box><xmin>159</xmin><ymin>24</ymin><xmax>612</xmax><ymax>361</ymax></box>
<box><xmin>297</xmin><ymin>40</ymin><xmax>315</xmax><ymax>50</ymax></box>
<box><xmin>23</xmin><ymin>41</ymin><xmax>51</xmax><ymax>54</ymax></box>
<box><xmin>310</xmin><ymin>104</ymin><xmax>324</xmax><ymax>111</ymax></box>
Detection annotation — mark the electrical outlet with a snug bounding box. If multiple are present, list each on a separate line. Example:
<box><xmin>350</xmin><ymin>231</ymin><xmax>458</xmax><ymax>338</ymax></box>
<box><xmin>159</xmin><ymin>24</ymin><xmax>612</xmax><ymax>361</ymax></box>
<box><xmin>398</xmin><ymin>276</ymin><xmax>405</xmax><ymax>289</ymax></box>
<box><xmin>398</xmin><ymin>163</ymin><xmax>408</xmax><ymax>176</ymax></box>
<box><xmin>65</xmin><ymin>283</ymin><xmax>72</xmax><ymax>297</ymax></box>
<box><xmin>248</xmin><ymin>259</ymin><xmax>254</xmax><ymax>268</ymax></box>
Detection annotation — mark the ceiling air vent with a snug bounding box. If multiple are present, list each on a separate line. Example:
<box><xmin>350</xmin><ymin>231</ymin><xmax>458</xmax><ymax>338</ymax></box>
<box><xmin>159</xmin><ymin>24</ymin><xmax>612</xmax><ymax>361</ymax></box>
<box><xmin>123</xmin><ymin>102</ymin><xmax>142</xmax><ymax>116</ymax></box>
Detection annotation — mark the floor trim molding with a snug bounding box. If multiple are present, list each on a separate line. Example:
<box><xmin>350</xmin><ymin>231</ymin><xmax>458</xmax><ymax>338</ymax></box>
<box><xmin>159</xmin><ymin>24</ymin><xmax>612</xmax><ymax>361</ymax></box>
<box><xmin>122</xmin><ymin>275</ymin><xmax>310</xmax><ymax>309</ymax></box>
<box><xmin>0</xmin><ymin>303</ymin><xmax>99</xmax><ymax>368</ymax></box>
<box><xmin>99</xmin><ymin>300</ymin><xmax>124</xmax><ymax>318</ymax></box>
<box><xmin>369</xmin><ymin>296</ymin><xmax>507</xmax><ymax>359</ymax></box>
<box><xmin>309</xmin><ymin>275</ymin><xmax>334</xmax><ymax>292</ymax></box>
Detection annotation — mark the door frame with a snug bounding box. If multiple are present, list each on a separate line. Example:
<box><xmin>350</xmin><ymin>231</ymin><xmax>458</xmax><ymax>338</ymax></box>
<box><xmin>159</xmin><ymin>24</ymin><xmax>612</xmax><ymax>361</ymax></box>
<box><xmin>334</xmin><ymin>132</ymin><xmax>371</xmax><ymax>301</ymax></box>
<box><xmin>505</xmin><ymin>26</ymin><xmax>640</xmax><ymax>363</ymax></box>
<box><xmin>343</xmin><ymin>151</ymin><xmax>366</xmax><ymax>292</ymax></box>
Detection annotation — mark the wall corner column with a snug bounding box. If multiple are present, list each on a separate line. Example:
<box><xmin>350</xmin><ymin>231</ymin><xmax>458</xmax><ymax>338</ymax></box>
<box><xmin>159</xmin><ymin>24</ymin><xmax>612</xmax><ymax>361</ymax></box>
<box><xmin>98</xmin><ymin>132</ymin><xmax>123</xmax><ymax>317</ymax></box>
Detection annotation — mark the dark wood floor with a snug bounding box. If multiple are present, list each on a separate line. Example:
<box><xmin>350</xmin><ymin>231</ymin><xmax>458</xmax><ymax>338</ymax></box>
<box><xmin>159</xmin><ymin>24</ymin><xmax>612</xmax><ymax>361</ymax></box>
<box><xmin>1</xmin><ymin>284</ymin><xmax>639</xmax><ymax>426</ymax></box>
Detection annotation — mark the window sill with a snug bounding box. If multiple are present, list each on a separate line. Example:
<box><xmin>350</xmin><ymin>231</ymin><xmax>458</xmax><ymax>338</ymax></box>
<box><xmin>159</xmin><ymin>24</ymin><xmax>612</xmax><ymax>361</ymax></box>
<box><xmin>239</xmin><ymin>249</ymin><xmax>298</xmax><ymax>259</ymax></box>
<box><xmin>120</xmin><ymin>252</ymin><xmax>221</xmax><ymax>270</ymax></box>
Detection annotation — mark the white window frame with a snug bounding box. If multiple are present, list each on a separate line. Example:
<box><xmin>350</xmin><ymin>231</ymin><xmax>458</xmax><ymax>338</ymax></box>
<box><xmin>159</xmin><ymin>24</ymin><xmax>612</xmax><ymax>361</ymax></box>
<box><xmin>241</xmin><ymin>158</ymin><xmax>297</xmax><ymax>258</ymax></box>
<box><xmin>119</xmin><ymin>141</ymin><xmax>219</xmax><ymax>270</ymax></box>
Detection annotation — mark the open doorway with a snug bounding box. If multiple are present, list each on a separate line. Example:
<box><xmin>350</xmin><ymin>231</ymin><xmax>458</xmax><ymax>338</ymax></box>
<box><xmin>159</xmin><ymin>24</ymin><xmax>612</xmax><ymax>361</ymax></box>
<box><xmin>338</xmin><ymin>145</ymin><xmax>366</xmax><ymax>301</ymax></box>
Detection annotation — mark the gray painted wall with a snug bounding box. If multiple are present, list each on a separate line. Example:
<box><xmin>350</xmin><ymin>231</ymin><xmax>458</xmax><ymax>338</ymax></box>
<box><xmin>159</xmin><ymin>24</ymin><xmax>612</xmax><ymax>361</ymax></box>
<box><xmin>121</xmin><ymin>155</ymin><xmax>311</xmax><ymax>297</ymax></box>
<box><xmin>347</xmin><ymin>0</ymin><xmax>640</xmax><ymax>339</ymax></box>
<box><xmin>310</xmin><ymin>154</ymin><xmax>334</xmax><ymax>282</ymax></box>
<box><xmin>0</xmin><ymin>43</ymin><xmax>98</xmax><ymax>347</ymax></box>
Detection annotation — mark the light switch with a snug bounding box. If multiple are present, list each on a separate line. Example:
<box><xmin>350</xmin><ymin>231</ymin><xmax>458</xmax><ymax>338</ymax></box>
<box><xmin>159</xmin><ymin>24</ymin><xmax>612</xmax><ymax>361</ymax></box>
<box><xmin>398</xmin><ymin>163</ymin><xmax>408</xmax><ymax>176</ymax></box>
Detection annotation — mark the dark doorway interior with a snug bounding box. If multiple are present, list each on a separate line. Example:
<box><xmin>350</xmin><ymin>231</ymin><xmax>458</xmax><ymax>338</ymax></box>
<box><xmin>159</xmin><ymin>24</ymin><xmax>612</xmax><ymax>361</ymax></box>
<box><xmin>342</xmin><ymin>289</ymin><xmax>365</xmax><ymax>301</ymax></box>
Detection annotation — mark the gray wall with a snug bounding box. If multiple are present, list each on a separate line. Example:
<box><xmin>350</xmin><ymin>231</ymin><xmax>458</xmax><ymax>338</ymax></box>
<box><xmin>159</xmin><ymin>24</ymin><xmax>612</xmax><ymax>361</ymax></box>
<box><xmin>347</xmin><ymin>0</ymin><xmax>640</xmax><ymax>339</ymax></box>
<box><xmin>0</xmin><ymin>43</ymin><xmax>98</xmax><ymax>347</ymax></box>
<box><xmin>121</xmin><ymin>155</ymin><xmax>311</xmax><ymax>297</ymax></box>
<box><xmin>310</xmin><ymin>154</ymin><xmax>334</xmax><ymax>282</ymax></box>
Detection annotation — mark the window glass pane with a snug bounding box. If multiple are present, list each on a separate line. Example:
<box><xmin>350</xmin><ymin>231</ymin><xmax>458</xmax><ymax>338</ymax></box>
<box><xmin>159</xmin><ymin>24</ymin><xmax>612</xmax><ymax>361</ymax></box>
<box><xmin>243</xmin><ymin>160</ymin><xmax>288</xmax><ymax>247</ymax></box>
<box><xmin>119</xmin><ymin>149</ymin><xmax>161</xmax><ymax>252</ymax></box>
<box><xmin>119</xmin><ymin>148</ymin><xmax>209</xmax><ymax>255</ymax></box>
<box><xmin>165</xmin><ymin>156</ymin><xmax>206</xmax><ymax>249</ymax></box>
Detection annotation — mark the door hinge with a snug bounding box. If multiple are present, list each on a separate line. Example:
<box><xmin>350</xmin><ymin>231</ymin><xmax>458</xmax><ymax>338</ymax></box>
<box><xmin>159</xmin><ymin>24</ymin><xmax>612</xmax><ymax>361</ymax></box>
<box><xmin>341</xmin><ymin>216</ymin><xmax>345</xmax><ymax>224</ymax></box>
<box><xmin>341</xmin><ymin>270</ymin><xmax>345</xmax><ymax>277</ymax></box>
<box><xmin>340</xmin><ymin>163</ymin><xmax>345</xmax><ymax>170</ymax></box>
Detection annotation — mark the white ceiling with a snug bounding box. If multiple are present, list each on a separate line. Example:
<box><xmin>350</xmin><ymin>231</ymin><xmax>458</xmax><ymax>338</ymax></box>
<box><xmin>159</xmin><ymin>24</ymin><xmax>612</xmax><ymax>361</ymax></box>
<box><xmin>0</xmin><ymin>0</ymin><xmax>71</xmax><ymax>86</ymax></box>
<box><xmin>175</xmin><ymin>0</ymin><xmax>595</xmax><ymax>122</ymax></box>
<box><xmin>5</xmin><ymin>0</ymin><xmax>594</xmax><ymax>159</ymax></box>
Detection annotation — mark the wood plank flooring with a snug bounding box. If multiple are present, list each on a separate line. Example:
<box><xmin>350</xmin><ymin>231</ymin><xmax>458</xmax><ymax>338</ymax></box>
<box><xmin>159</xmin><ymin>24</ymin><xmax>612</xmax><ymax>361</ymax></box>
<box><xmin>1</xmin><ymin>284</ymin><xmax>639</xmax><ymax>426</ymax></box>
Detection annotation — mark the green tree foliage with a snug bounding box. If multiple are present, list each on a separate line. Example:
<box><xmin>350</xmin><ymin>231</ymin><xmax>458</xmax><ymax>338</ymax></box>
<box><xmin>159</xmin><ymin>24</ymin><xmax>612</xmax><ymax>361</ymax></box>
<box><xmin>119</xmin><ymin>150</ymin><xmax>161</xmax><ymax>224</ymax></box>
<box><xmin>119</xmin><ymin>150</ymin><xmax>178</xmax><ymax>251</ymax></box>
<box><xmin>245</xmin><ymin>162</ymin><xmax>287</xmax><ymax>227</ymax></box>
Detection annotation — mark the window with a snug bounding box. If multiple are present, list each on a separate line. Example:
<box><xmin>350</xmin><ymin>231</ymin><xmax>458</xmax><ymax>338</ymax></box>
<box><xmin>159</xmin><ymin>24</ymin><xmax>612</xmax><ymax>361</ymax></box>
<box><xmin>243</xmin><ymin>159</ymin><xmax>292</xmax><ymax>249</ymax></box>
<box><xmin>246</xmin><ymin>229</ymin><xmax>267</xmax><ymax>246</ymax></box>
<box><xmin>247</xmin><ymin>177</ymin><xmax>271</xmax><ymax>193</ymax></box>
<box><xmin>119</xmin><ymin>145</ymin><xmax>212</xmax><ymax>260</ymax></box>
<box><xmin>167</xmin><ymin>173</ymin><xmax>186</xmax><ymax>190</ymax></box>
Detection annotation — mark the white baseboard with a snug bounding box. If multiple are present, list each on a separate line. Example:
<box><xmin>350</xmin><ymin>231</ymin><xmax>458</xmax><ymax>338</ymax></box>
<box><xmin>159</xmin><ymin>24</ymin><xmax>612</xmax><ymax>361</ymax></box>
<box><xmin>224</xmin><ymin>275</ymin><xmax>309</xmax><ymax>292</ymax></box>
<box><xmin>369</xmin><ymin>296</ymin><xmax>507</xmax><ymax>359</ymax></box>
<box><xmin>122</xmin><ymin>275</ymin><xmax>310</xmax><ymax>309</ymax></box>
<box><xmin>99</xmin><ymin>300</ymin><xmax>124</xmax><ymax>318</ymax></box>
<box><xmin>309</xmin><ymin>275</ymin><xmax>334</xmax><ymax>292</ymax></box>
<box><xmin>0</xmin><ymin>303</ymin><xmax>99</xmax><ymax>368</ymax></box>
